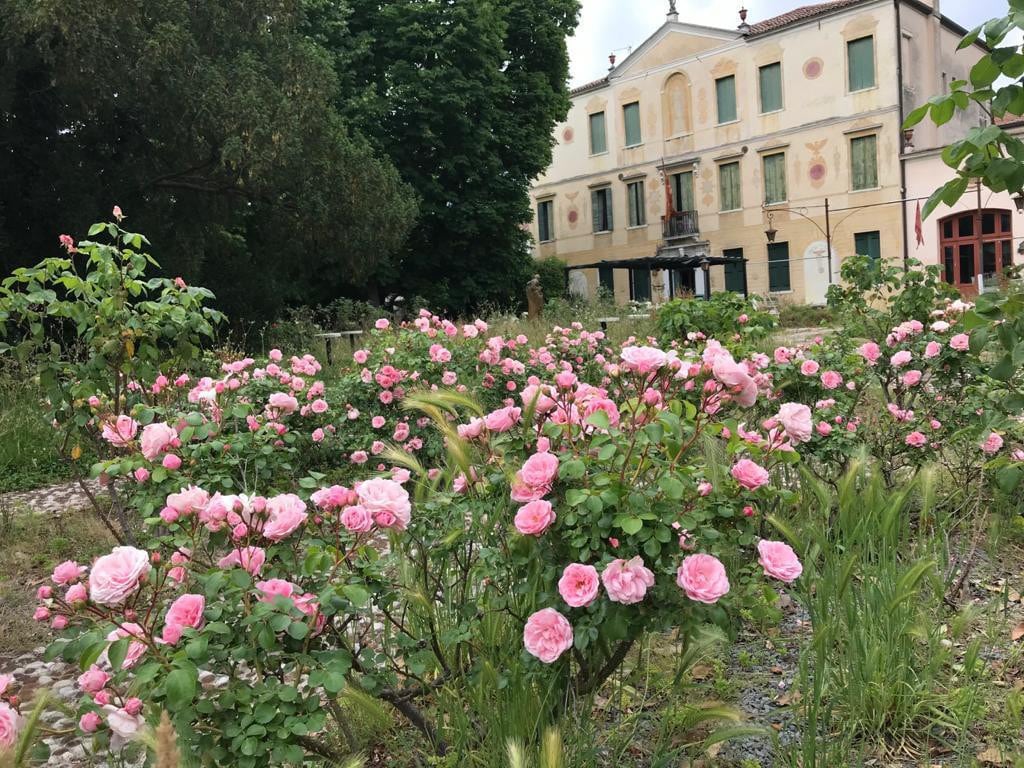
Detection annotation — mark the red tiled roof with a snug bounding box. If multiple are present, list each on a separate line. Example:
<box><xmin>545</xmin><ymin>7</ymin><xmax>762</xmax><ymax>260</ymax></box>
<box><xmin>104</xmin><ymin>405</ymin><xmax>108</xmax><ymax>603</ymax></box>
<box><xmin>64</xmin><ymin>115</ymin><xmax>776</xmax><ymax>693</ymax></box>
<box><xmin>570</xmin><ymin>76</ymin><xmax>609</xmax><ymax>96</ymax></box>
<box><xmin>747</xmin><ymin>0</ymin><xmax>869</xmax><ymax>35</ymax></box>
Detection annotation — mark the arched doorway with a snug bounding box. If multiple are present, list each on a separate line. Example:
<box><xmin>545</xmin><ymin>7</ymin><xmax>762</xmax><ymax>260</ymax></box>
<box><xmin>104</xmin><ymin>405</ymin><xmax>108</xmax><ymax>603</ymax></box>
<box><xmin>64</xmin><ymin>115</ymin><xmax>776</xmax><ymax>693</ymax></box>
<box><xmin>938</xmin><ymin>209</ymin><xmax>1014</xmax><ymax>295</ymax></box>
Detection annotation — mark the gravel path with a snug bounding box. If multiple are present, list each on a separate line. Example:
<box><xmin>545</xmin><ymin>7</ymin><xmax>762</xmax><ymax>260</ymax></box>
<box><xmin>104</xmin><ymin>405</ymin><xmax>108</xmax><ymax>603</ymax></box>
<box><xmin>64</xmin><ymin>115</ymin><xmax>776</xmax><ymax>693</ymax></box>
<box><xmin>0</xmin><ymin>479</ymin><xmax>99</xmax><ymax>516</ymax></box>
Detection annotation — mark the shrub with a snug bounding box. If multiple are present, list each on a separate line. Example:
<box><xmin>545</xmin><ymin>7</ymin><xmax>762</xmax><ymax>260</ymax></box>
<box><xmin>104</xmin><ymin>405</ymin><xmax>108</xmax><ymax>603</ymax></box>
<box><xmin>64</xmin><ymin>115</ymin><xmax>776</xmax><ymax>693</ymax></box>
<box><xmin>656</xmin><ymin>293</ymin><xmax>776</xmax><ymax>349</ymax></box>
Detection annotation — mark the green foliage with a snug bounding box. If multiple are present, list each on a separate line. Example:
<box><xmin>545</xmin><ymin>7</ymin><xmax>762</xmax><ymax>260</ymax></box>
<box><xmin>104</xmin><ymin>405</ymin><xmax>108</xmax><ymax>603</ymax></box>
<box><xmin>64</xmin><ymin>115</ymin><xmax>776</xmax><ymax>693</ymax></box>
<box><xmin>902</xmin><ymin>5</ymin><xmax>1024</xmax><ymax>217</ymax></box>
<box><xmin>0</xmin><ymin>0</ymin><xmax>417</xmax><ymax>321</ymax></box>
<box><xmin>534</xmin><ymin>256</ymin><xmax>569</xmax><ymax>304</ymax></box>
<box><xmin>656</xmin><ymin>293</ymin><xmax>776</xmax><ymax>347</ymax></box>
<box><xmin>777</xmin><ymin>303</ymin><xmax>833</xmax><ymax>329</ymax></box>
<box><xmin>342</xmin><ymin>0</ymin><xmax>581</xmax><ymax>313</ymax></box>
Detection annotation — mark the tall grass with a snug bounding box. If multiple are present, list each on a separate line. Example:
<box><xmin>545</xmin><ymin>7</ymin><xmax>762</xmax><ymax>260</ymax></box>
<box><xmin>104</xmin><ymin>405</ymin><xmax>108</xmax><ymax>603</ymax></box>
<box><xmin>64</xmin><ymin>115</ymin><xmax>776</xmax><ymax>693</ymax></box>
<box><xmin>774</xmin><ymin>460</ymin><xmax>986</xmax><ymax>765</ymax></box>
<box><xmin>0</xmin><ymin>362</ymin><xmax>69</xmax><ymax>492</ymax></box>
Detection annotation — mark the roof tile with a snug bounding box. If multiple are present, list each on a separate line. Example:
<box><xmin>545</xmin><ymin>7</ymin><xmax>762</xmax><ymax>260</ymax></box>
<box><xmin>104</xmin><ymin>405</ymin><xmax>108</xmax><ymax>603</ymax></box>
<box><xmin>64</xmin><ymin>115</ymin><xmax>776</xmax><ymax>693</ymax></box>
<box><xmin>747</xmin><ymin>0</ymin><xmax>869</xmax><ymax>35</ymax></box>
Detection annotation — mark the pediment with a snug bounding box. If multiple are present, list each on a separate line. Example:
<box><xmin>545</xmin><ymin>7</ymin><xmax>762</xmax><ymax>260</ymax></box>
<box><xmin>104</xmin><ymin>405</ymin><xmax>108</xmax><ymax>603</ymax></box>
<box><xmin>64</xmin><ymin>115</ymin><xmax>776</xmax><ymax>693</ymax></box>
<box><xmin>610</xmin><ymin>23</ymin><xmax>740</xmax><ymax>81</ymax></box>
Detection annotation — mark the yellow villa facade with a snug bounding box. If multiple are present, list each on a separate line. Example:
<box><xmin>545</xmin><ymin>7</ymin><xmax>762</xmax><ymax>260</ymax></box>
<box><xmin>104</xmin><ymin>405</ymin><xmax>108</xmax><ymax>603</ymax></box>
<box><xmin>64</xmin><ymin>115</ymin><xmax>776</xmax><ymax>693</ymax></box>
<box><xmin>530</xmin><ymin>0</ymin><xmax>991</xmax><ymax>305</ymax></box>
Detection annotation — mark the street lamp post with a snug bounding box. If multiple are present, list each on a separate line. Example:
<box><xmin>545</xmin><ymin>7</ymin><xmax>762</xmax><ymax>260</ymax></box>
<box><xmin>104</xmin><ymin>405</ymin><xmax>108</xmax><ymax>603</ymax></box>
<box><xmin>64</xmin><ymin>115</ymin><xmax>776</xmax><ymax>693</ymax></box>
<box><xmin>763</xmin><ymin>198</ymin><xmax>844</xmax><ymax>285</ymax></box>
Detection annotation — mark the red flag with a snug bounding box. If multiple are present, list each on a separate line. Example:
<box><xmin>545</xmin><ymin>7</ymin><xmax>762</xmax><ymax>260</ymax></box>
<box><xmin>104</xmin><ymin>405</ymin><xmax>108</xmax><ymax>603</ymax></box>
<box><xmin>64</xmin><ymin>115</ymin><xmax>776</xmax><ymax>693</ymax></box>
<box><xmin>664</xmin><ymin>172</ymin><xmax>675</xmax><ymax>219</ymax></box>
<box><xmin>914</xmin><ymin>201</ymin><xmax>924</xmax><ymax>248</ymax></box>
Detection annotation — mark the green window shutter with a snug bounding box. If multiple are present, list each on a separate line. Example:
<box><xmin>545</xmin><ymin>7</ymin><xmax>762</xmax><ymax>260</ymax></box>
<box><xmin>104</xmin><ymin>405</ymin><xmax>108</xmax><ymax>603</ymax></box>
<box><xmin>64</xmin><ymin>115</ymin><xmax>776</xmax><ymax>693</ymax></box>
<box><xmin>671</xmin><ymin>171</ymin><xmax>694</xmax><ymax>212</ymax></box>
<box><xmin>598</xmin><ymin>267</ymin><xmax>614</xmax><ymax>292</ymax></box>
<box><xmin>719</xmin><ymin>162</ymin><xmax>741</xmax><ymax>211</ymax></box>
<box><xmin>768</xmin><ymin>242</ymin><xmax>791</xmax><ymax>292</ymax></box>
<box><xmin>591</xmin><ymin>190</ymin><xmax>601</xmax><ymax>232</ymax></box>
<box><xmin>591</xmin><ymin>189</ymin><xmax>612</xmax><ymax>232</ymax></box>
<box><xmin>854</xmin><ymin>231</ymin><xmax>881</xmax><ymax>278</ymax></box>
<box><xmin>605</xmin><ymin>189</ymin><xmax>613</xmax><ymax>230</ymax></box>
<box><xmin>851</xmin><ymin>135</ymin><xmax>878</xmax><ymax>190</ymax></box>
<box><xmin>537</xmin><ymin>201</ymin><xmax>553</xmax><ymax>242</ymax></box>
<box><xmin>716</xmin><ymin>76</ymin><xmax>737</xmax><ymax>123</ymax></box>
<box><xmin>763</xmin><ymin>153</ymin><xmax>786</xmax><ymax>204</ymax></box>
<box><xmin>759</xmin><ymin>63</ymin><xmax>782</xmax><ymax>113</ymax></box>
<box><xmin>631</xmin><ymin>269</ymin><xmax>651</xmax><ymax>301</ymax></box>
<box><xmin>627</xmin><ymin>181</ymin><xmax>645</xmax><ymax>226</ymax></box>
<box><xmin>589</xmin><ymin>112</ymin><xmax>607</xmax><ymax>154</ymax></box>
<box><xmin>847</xmin><ymin>36</ymin><xmax>875</xmax><ymax>91</ymax></box>
<box><xmin>723</xmin><ymin>248</ymin><xmax>745</xmax><ymax>293</ymax></box>
<box><xmin>623</xmin><ymin>103</ymin><xmax>642</xmax><ymax>146</ymax></box>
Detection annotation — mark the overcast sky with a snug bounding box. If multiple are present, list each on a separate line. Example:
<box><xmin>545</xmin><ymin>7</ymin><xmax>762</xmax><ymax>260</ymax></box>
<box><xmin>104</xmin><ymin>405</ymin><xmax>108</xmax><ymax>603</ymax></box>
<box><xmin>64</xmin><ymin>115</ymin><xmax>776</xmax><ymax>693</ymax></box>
<box><xmin>569</xmin><ymin>0</ymin><xmax>1014</xmax><ymax>86</ymax></box>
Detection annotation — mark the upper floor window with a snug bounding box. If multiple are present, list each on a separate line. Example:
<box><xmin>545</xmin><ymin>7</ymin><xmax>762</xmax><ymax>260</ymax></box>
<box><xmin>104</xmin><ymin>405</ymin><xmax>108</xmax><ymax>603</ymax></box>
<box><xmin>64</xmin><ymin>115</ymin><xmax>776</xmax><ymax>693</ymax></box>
<box><xmin>670</xmin><ymin>170</ymin><xmax>694</xmax><ymax>213</ymax></box>
<box><xmin>762</xmin><ymin>153</ymin><xmax>787</xmax><ymax>204</ymax></box>
<box><xmin>623</xmin><ymin>102</ymin><xmax>642</xmax><ymax>147</ymax></box>
<box><xmin>716</xmin><ymin>75</ymin><xmax>737</xmax><ymax>124</ymax></box>
<box><xmin>719</xmin><ymin>161</ymin><xmax>741</xmax><ymax>212</ymax></box>
<box><xmin>537</xmin><ymin>200</ymin><xmax>554</xmax><ymax>243</ymax></box>
<box><xmin>759</xmin><ymin>62</ymin><xmax>783</xmax><ymax>113</ymax></box>
<box><xmin>591</xmin><ymin>187</ymin><xmax>613</xmax><ymax>232</ymax></box>
<box><xmin>850</xmin><ymin>135</ymin><xmax>878</xmax><ymax>190</ymax></box>
<box><xmin>627</xmin><ymin>180</ymin><xmax>646</xmax><ymax>227</ymax></box>
<box><xmin>847</xmin><ymin>36</ymin><xmax>876</xmax><ymax>91</ymax></box>
<box><xmin>589</xmin><ymin>112</ymin><xmax>607</xmax><ymax>155</ymax></box>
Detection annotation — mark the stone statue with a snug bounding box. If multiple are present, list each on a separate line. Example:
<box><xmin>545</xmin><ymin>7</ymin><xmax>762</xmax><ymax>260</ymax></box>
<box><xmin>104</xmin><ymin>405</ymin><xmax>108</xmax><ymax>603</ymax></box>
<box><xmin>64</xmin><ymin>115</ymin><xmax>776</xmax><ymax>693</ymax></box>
<box><xmin>526</xmin><ymin>274</ymin><xmax>544</xmax><ymax>319</ymax></box>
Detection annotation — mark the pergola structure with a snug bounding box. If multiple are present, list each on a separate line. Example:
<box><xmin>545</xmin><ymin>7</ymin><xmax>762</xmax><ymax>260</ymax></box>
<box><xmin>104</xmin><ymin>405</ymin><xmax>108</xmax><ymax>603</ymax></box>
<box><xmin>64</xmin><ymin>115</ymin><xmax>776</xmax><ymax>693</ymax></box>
<box><xmin>565</xmin><ymin>251</ymin><xmax>748</xmax><ymax>301</ymax></box>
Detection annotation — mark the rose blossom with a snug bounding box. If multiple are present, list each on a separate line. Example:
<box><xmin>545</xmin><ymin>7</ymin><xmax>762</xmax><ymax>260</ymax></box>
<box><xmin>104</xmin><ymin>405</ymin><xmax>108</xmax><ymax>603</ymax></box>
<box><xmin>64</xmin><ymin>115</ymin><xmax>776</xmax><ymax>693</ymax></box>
<box><xmin>79</xmin><ymin>711</ymin><xmax>101</xmax><ymax>733</ymax></box>
<box><xmin>731</xmin><ymin>459</ymin><xmax>770</xmax><ymax>491</ymax></box>
<box><xmin>775</xmin><ymin>403</ymin><xmax>812</xmax><ymax>444</ymax></box>
<box><xmin>139</xmin><ymin>422</ymin><xmax>177</xmax><ymax>460</ymax></box>
<box><xmin>890</xmin><ymin>350</ymin><xmax>912</xmax><ymax>367</ymax></box>
<box><xmin>89</xmin><ymin>547</ymin><xmax>151</xmax><ymax>605</ymax></box>
<box><xmin>924</xmin><ymin>341</ymin><xmax>942</xmax><ymax>358</ymax></box>
<box><xmin>799</xmin><ymin>360</ymin><xmax>820</xmax><ymax>376</ymax></box>
<box><xmin>522</xmin><ymin>608</ymin><xmax>573</xmax><ymax>663</ymax></box>
<box><xmin>356</xmin><ymin>477</ymin><xmax>411</xmax><ymax>530</ymax></box>
<box><xmin>262</xmin><ymin>494</ymin><xmax>308</xmax><ymax>541</ymax></box>
<box><xmin>77</xmin><ymin>665</ymin><xmax>111</xmax><ymax>693</ymax></box>
<box><xmin>949</xmin><ymin>333</ymin><xmax>970</xmax><ymax>351</ymax></box>
<box><xmin>557</xmin><ymin>563</ymin><xmax>600</xmax><ymax>608</ymax></box>
<box><xmin>52</xmin><ymin>560</ymin><xmax>85</xmax><ymax>586</ymax></box>
<box><xmin>103</xmin><ymin>705</ymin><xmax>147</xmax><ymax>747</ymax></box>
<box><xmin>514</xmin><ymin>499</ymin><xmax>556</xmax><ymax>535</ymax></box>
<box><xmin>905</xmin><ymin>431</ymin><xmax>927</xmax><ymax>447</ymax></box>
<box><xmin>483</xmin><ymin>405</ymin><xmax>521</xmax><ymax>432</ymax></box>
<box><xmin>982</xmin><ymin>432</ymin><xmax>1004</xmax><ymax>454</ymax></box>
<box><xmin>820</xmin><ymin>370</ymin><xmax>843</xmax><ymax>389</ymax></box>
<box><xmin>217</xmin><ymin>546</ymin><xmax>266</xmax><ymax>576</ymax></box>
<box><xmin>0</xmin><ymin>702</ymin><xmax>22</xmax><ymax>749</ymax></box>
<box><xmin>601</xmin><ymin>556</ymin><xmax>655</xmax><ymax>605</ymax></box>
<box><xmin>101</xmin><ymin>415</ymin><xmax>139</xmax><ymax>447</ymax></box>
<box><xmin>340</xmin><ymin>504</ymin><xmax>374</xmax><ymax>533</ymax></box>
<box><xmin>676</xmin><ymin>554</ymin><xmax>730</xmax><ymax>604</ymax></box>
<box><xmin>519</xmin><ymin>452</ymin><xmax>559</xmax><ymax>490</ymax></box>
<box><xmin>757</xmin><ymin>540</ymin><xmax>803</xmax><ymax>583</ymax></box>
<box><xmin>857</xmin><ymin>341</ymin><xmax>881</xmax><ymax>364</ymax></box>
<box><xmin>160</xmin><ymin>594</ymin><xmax>206</xmax><ymax>645</ymax></box>
<box><xmin>620</xmin><ymin>346</ymin><xmax>667</xmax><ymax>374</ymax></box>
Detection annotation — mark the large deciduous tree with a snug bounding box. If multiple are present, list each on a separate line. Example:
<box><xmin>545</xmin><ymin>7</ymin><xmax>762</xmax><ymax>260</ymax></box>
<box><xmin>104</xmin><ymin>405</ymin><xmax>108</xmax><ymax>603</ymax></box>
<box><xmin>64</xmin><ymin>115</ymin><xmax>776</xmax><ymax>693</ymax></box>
<box><xmin>342</xmin><ymin>0</ymin><xmax>580</xmax><ymax>314</ymax></box>
<box><xmin>0</xmin><ymin>0</ymin><xmax>416</xmax><ymax>320</ymax></box>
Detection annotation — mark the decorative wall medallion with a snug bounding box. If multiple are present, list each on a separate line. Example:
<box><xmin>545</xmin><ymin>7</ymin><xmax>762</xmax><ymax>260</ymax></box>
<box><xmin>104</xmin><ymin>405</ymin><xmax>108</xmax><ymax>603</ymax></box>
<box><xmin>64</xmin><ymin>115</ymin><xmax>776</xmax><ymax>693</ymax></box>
<box><xmin>805</xmin><ymin>139</ymin><xmax>829</xmax><ymax>189</ymax></box>
<box><xmin>562</xmin><ymin>126</ymin><xmax>575</xmax><ymax>143</ymax></box>
<box><xmin>803</xmin><ymin>58</ymin><xmax>824</xmax><ymax>80</ymax></box>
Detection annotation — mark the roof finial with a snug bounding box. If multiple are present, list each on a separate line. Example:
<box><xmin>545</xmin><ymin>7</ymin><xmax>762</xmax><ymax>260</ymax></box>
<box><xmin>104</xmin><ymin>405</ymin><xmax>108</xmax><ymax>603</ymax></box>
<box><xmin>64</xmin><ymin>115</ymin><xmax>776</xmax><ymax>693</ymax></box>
<box><xmin>738</xmin><ymin>7</ymin><xmax>750</xmax><ymax>33</ymax></box>
<box><xmin>667</xmin><ymin>0</ymin><xmax>679</xmax><ymax>20</ymax></box>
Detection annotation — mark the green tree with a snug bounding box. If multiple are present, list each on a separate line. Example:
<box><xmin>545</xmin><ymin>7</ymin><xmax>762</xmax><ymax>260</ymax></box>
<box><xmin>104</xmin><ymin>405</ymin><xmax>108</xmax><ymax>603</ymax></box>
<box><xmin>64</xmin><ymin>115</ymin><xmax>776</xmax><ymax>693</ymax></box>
<box><xmin>342</xmin><ymin>0</ymin><xmax>580</xmax><ymax>313</ymax></box>
<box><xmin>0</xmin><ymin>0</ymin><xmax>417</xmax><ymax>321</ymax></box>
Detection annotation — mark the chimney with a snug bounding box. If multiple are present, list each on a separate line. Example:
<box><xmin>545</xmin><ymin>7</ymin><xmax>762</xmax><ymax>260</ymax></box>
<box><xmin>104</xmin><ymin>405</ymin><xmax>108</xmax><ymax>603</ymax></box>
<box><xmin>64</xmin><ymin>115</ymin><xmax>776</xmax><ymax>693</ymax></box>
<box><xmin>608</xmin><ymin>53</ymin><xmax>616</xmax><ymax>71</ymax></box>
<box><xmin>738</xmin><ymin>7</ymin><xmax>750</xmax><ymax>33</ymax></box>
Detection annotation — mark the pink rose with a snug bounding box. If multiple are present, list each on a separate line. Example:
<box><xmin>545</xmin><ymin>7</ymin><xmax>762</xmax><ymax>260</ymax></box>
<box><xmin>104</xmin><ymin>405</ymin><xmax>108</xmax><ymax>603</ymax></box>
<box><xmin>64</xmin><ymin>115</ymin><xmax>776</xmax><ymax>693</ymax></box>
<box><xmin>340</xmin><ymin>504</ymin><xmax>374</xmax><ymax>533</ymax></box>
<box><xmin>820</xmin><ymin>370</ymin><xmax>843</xmax><ymax>389</ymax></box>
<box><xmin>0</xmin><ymin>702</ymin><xmax>23</xmax><ymax>749</ymax></box>
<box><xmin>268</xmin><ymin>392</ymin><xmax>299</xmax><ymax>415</ymax></box>
<box><xmin>104</xmin><ymin>623</ymin><xmax>147</xmax><ymax>669</ymax></box>
<box><xmin>483</xmin><ymin>405</ymin><xmax>521</xmax><ymax>432</ymax></box>
<box><xmin>79</xmin><ymin>711</ymin><xmax>102</xmax><ymax>733</ymax></box>
<box><xmin>514</xmin><ymin>500</ymin><xmax>556</xmax><ymax>535</ymax></box>
<box><xmin>676</xmin><ymin>554</ymin><xmax>730</xmax><ymax>604</ymax></box>
<box><xmin>103</xmin><ymin>705</ymin><xmax>146</xmax><ymax>746</ymax></box>
<box><xmin>601</xmin><ymin>556</ymin><xmax>655</xmax><ymax>605</ymax></box>
<box><xmin>162</xmin><ymin>454</ymin><xmax>182</xmax><ymax>470</ymax></box>
<box><xmin>519</xmin><ymin>452</ymin><xmax>559</xmax><ymax>489</ymax></box>
<box><xmin>375</xmin><ymin>318</ymin><xmax>390</xmax><ymax>330</ymax></box>
<box><xmin>77</xmin><ymin>665</ymin><xmax>111</xmax><ymax>693</ymax></box>
<box><xmin>775</xmin><ymin>403</ymin><xmax>812</xmax><ymax>444</ymax></box>
<box><xmin>712</xmin><ymin>358</ymin><xmax>758</xmax><ymax>407</ymax></box>
<box><xmin>982</xmin><ymin>432</ymin><xmax>1004</xmax><ymax>454</ymax></box>
<box><xmin>52</xmin><ymin>560</ymin><xmax>85</xmax><ymax>586</ymax></box>
<box><xmin>924</xmin><ymin>341</ymin><xmax>942</xmax><ymax>358</ymax></box>
<box><xmin>890</xmin><ymin>350</ymin><xmax>912</xmax><ymax>368</ymax></box>
<box><xmin>101</xmin><ymin>415</ymin><xmax>139</xmax><ymax>447</ymax></box>
<box><xmin>949</xmin><ymin>333</ymin><xmax>970</xmax><ymax>351</ymax></box>
<box><xmin>757</xmin><ymin>540</ymin><xmax>803</xmax><ymax>583</ymax></box>
<box><xmin>901</xmin><ymin>370</ymin><xmax>922</xmax><ymax>387</ymax></box>
<box><xmin>139</xmin><ymin>422</ymin><xmax>177</xmax><ymax>460</ymax></box>
<box><xmin>133</xmin><ymin>467</ymin><xmax>150</xmax><ymax>483</ymax></box>
<box><xmin>217</xmin><ymin>546</ymin><xmax>266</xmax><ymax>575</ymax></box>
<box><xmin>356</xmin><ymin>477</ymin><xmax>411</xmax><ymax>530</ymax></box>
<box><xmin>557</xmin><ymin>563</ymin><xmax>600</xmax><ymax>608</ymax></box>
<box><xmin>523</xmin><ymin>608</ymin><xmax>574</xmax><ymax>663</ymax></box>
<box><xmin>166</xmin><ymin>485</ymin><xmax>209</xmax><ymax>516</ymax></box>
<box><xmin>161</xmin><ymin>594</ymin><xmax>205</xmax><ymax>645</ymax></box>
<box><xmin>905</xmin><ymin>431</ymin><xmax>927</xmax><ymax>447</ymax></box>
<box><xmin>857</xmin><ymin>341</ymin><xmax>881</xmax><ymax>364</ymax></box>
<box><xmin>731</xmin><ymin>459</ymin><xmax>770</xmax><ymax>491</ymax></box>
<box><xmin>620</xmin><ymin>346</ymin><xmax>668</xmax><ymax>374</ymax></box>
<box><xmin>256</xmin><ymin>578</ymin><xmax>297</xmax><ymax>602</ymax></box>
<box><xmin>697</xmin><ymin>481</ymin><xmax>713</xmax><ymax>496</ymax></box>
<box><xmin>262</xmin><ymin>494</ymin><xmax>308</xmax><ymax>541</ymax></box>
<box><xmin>89</xmin><ymin>547</ymin><xmax>151</xmax><ymax>605</ymax></box>
<box><xmin>65</xmin><ymin>583</ymin><xmax>88</xmax><ymax>604</ymax></box>
<box><xmin>800</xmin><ymin>360</ymin><xmax>820</xmax><ymax>376</ymax></box>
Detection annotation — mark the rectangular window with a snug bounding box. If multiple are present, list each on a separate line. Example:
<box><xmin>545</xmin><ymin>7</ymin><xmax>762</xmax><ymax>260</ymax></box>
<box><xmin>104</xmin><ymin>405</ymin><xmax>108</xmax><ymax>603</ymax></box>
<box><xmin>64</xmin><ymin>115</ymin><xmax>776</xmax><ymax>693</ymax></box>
<box><xmin>854</xmin><ymin>230</ymin><xmax>881</xmax><ymax>263</ymax></box>
<box><xmin>591</xmin><ymin>187</ymin><xmax>613</xmax><ymax>232</ymax></box>
<box><xmin>716</xmin><ymin>75</ymin><xmax>737</xmax><ymax>124</ymax></box>
<box><xmin>589</xmin><ymin>112</ymin><xmax>607</xmax><ymax>154</ymax></box>
<box><xmin>982</xmin><ymin>242</ymin><xmax>997</xmax><ymax>274</ymax></box>
<box><xmin>850</xmin><ymin>135</ymin><xmax>878</xmax><ymax>190</ymax></box>
<box><xmin>847</xmin><ymin>36</ymin><xmax>876</xmax><ymax>91</ymax></box>
<box><xmin>1002</xmin><ymin>240</ymin><xmax>1013</xmax><ymax>269</ymax></box>
<box><xmin>768</xmin><ymin>242</ymin><xmax>791</xmax><ymax>292</ymax></box>
<box><xmin>537</xmin><ymin>200</ymin><xmax>554</xmax><ymax>242</ymax></box>
<box><xmin>943</xmin><ymin>245</ymin><xmax>955</xmax><ymax>284</ymax></box>
<box><xmin>627</xmin><ymin>180</ymin><xmax>646</xmax><ymax>227</ymax></box>
<box><xmin>719</xmin><ymin>161</ymin><xmax>741</xmax><ymax>211</ymax></box>
<box><xmin>959</xmin><ymin>243</ymin><xmax>975</xmax><ymax>284</ymax></box>
<box><xmin>759</xmin><ymin>62</ymin><xmax>783</xmax><ymax>113</ymax></box>
<box><xmin>671</xmin><ymin>171</ymin><xmax>694</xmax><ymax>212</ymax></box>
<box><xmin>630</xmin><ymin>268</ymin><xmax>651</xmax><ymax>301</ymax></box>
<box><xmin>762</xmin><ymin>153</ymin><xmax>787</xmax><ymax>204</ymax></box>
<box><xmin>598</xmin><ymin>266</ymin><xmax>615</xmax><ymax>293</ymax></box>
<box><xmin>723</xmin><ymin>248</ymin><xmax>745</xmax><ymax>293</ymax></box>
<box><xmin>623</xmin><ymin>102</ymin><xmax>642</xmax><ymax>147</ymax></box>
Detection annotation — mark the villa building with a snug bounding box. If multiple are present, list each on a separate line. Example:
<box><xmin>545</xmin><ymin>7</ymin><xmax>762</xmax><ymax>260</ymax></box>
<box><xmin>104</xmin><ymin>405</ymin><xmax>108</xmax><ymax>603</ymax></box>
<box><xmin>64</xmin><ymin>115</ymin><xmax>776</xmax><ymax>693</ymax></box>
<box><xmin>529</xmin><ymin>0</ymin><xmax>1016</xmax><ymax>304</ymax></box>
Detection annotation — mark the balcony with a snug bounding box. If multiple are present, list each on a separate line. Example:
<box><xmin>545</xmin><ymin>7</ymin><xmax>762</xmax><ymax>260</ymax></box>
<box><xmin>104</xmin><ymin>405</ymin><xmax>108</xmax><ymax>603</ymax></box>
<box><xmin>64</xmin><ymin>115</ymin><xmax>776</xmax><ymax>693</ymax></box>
<box><xmin>662</xmin><ymin>210</ymin><xmax>699</xmax><ymax>240</ymax></box>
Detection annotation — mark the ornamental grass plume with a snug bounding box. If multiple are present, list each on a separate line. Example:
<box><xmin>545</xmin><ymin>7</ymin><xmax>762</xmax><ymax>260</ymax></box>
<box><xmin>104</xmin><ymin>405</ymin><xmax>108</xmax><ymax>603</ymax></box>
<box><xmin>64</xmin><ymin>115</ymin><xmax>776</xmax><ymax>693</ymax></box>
<box><xmin>154</xmin><ymin>711</ymin><xmax>181</xmax><ymax>768</ymax></box>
